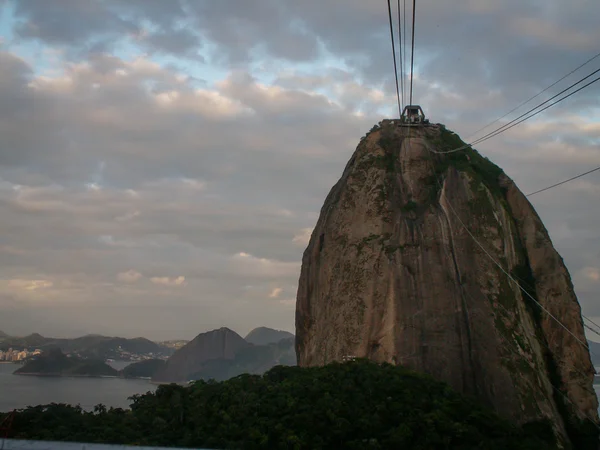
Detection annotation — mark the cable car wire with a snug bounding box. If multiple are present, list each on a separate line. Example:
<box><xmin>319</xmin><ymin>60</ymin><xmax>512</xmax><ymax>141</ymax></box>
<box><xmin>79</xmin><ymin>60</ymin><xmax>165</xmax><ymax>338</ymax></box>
<box><xmin>387</xmin><ymin>0</ymin><xmax>402</xmax><ymax>118</ymax></box>
<box><xmin>397</xmin><ymin>0</ymin><xmax>404</xmax><ymax>110</ymax></box>
<box><xmin>417</xmin><ymin>125</ymin><xmax>598</xmax><ymax>359</ymax></box>
<box><xmin>403</xmin><ymin>0</ymin><xmax>408</xmax><ymax>108</ymax></box>
<box><xmin>584</xmin><ymin>323</ymin><xmax>600</xmax><ymax>340</ymax></box>
<box><xmin>467</xmin><ymin>50</ymin><xmax>600</xmax><ymax>142</ymax></box>
<box><xmin>403</xmin><ymin>0</ymin><xmax>407</xmax><ymax>107</ymax></box>
<box><xmin>583</xmin><ymin>315</ymin><xmax>600</xmax><ymax>336</ymax></box>
<box><xmin>526</xmin><ymin>166</ymin><xmax>600</xmax><ymax>197</ymax></box>
<box><xmin>391</xmin><ymin>4</ymin><xmax>599</xmax><ymax>420</ymax></box>
<box><xmin>470</xmin><ymin>67</ymin><xmax>600</xmax><ymax>147</ymax></box>
<box><xmin>409</xmin><ymin>0</ymin><xmax>416</xmax><ymax>106</ymax></box>
<box><xmin>430</xmin><ymin>68</ymin><xmax>600</xmax><ymax>155</ymax></box>
<box><xmin>417</xmin><ymin>118</ymin><xmax>600</xmax><ymax>427</ymax></box>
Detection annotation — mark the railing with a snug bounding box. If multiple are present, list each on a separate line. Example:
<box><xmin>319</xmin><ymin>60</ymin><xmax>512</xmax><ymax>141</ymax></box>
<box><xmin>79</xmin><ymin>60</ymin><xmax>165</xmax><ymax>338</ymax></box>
<box><xmin>0</xmin><ymin>439</ymin><xmax>217</xmax><ymax>450</ymax></box>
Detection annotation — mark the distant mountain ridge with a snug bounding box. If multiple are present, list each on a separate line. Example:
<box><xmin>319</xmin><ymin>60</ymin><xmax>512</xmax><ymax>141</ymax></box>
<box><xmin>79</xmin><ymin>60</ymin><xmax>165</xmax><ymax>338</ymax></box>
<box><xmin>189</xmin><ymin>337</ymin><xmax>296</xmax><ymax>382</ymax></box>
<box><xmin>14</xmin><ymin>349</ymin><xmax>118</xmax><ymax>377</ymax></box>
<box><xmin>2</xmin><ymin>326</ymin><xmax>298</xmax><ymax>382</ymax></box>
<box><xmin>153</xmin><ymin>327</ymin><xmax>297</xmax><ymax>384</ymax></box>
<box><xmin>245</xmin><ymin>327</ymin><xmax>294</xmax><ymax>345</ymax></box>
<box><xmin>152</xmin><ymin>327</ymin><xmax>250</xmax><ymax>383</ymax></box>
<box><xmin>0</xmin><ymin>333</ymin><xmax>173</xmax><ymax>360</ymax></box>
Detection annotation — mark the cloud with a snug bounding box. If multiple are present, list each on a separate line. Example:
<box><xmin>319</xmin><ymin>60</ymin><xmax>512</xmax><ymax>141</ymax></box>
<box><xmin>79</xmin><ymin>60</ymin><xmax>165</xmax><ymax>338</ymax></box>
<box><xmin>230</xmin><ymin>252</ymin><xmax>300</xmax><ymax>279</ymax></box>
<box><xmin>279</xmin><ymin>298</ymin><xmax>296</xmax><ymax>306</ymax></box>
<box><xmin>6</xmin><ymin>279</ymin><xmax>53</xmax><ymax>291</ymax></box>
<box><xmin>269</xmin><ymin>287</ymin><xmax>283</xmax><ymax>298</ymax></box>
<box><xmin>117</xmin><ymin>270</ymin><xmax>142</xmax><ymax>283</ymax></box>
<box><xmin>292</xmin><ymin>228</ymin><xmax>313</xmax><ymax>247</ymax></box>
<box><xmin>150</xmin><ymin>276</ymin><xmax>186</xmax><ymax>286</ymax></box>
<box><xmin>583</xmin><ymin>267</ymin><xmax>600</xmax><ymax>282</ymax></box>
<box><xmin>0</xmin><ymin>0</ymin><xmax>598</xmax><ymax>341</ymax></box>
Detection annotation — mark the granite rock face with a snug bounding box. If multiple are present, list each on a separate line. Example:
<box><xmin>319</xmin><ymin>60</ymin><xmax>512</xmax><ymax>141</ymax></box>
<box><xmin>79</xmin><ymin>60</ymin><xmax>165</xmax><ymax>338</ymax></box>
<box><xmin>295</xmin><ymin>121</ymin><xmax>598</xmax><ymax>447</ymax></box>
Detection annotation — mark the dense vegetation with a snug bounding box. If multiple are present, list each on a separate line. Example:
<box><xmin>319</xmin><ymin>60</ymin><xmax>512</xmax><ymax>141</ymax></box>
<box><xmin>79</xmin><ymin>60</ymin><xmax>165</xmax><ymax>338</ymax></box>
<box><xmin>431</xmin><ymin>125</ymin><xmax>507</xmax><ymax>199</ymax></box>
<box><xmin>2</xmin><ymin>360</ymin><xmax>561</xmax><ymax>449</ymax></box>
<box><xmin>14</xmin><ymin>349</ymin><xmax>118</xmax><ymax>377</ymax></box>
<box><xmin>121</xmin><ymin>359</ymin><xmax>166</xmax><ymax>379</ymax></box>
<box><xmin>189</xmin><ymin>337</ymin><xmax>297</xmax><ymax>382</ymax></box>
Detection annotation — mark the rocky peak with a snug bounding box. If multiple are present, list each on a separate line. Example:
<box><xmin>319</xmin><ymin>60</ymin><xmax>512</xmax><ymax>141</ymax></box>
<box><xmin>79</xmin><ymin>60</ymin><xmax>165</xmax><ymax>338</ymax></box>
<box><xmin>295</xmin><ymin>121</ymin><xmax>598</xmax><ymax>447</ymax></box>
<box><xmin>245</xmin><ymin>327</ymin><xmax>294</xmax><ymax>345</ymax></box>
<box><xmin>152</xmin><ymin>327</ymin><xmax>249</xmax><ymax>383</ymax></box>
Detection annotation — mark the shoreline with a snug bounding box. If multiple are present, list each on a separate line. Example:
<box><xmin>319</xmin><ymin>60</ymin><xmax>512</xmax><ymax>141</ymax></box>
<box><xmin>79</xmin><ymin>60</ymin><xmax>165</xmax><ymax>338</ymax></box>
<box><xmin>13</xmin><ymin>372</ymin><xmax>151</xmax><ymax>381</ymax></box>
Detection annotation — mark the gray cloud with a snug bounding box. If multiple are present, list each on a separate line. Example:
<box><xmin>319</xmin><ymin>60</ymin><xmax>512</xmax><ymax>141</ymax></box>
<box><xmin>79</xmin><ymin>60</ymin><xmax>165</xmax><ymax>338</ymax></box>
<box><xmin>0</xmin><ymin>0</ymin><xmax>599</xmax><ymax>341</ymax></box>
<box><xmin>12</xmin><ymin>0</ymin><xmax>139</xmax><ymax>50</ymax></box>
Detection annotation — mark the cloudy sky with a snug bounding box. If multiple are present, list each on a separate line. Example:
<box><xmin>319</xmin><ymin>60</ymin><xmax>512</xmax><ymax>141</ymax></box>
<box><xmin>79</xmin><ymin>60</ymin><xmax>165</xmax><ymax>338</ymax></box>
<box><xmin>0</xmin><ymin>0</ymin><xmax>598</xmax><ymax>341</ymax></box>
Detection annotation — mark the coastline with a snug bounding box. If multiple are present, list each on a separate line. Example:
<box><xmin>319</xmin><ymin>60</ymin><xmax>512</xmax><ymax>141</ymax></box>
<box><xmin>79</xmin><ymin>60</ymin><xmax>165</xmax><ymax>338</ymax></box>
<box><xmin>13</xmin><ymin>372</ymin><xmax>150</xmax><ymax>381</ymax></box>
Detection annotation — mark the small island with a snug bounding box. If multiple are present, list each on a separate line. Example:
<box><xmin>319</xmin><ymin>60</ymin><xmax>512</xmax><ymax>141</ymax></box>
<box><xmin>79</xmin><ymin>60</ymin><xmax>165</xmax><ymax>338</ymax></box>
<box><xmin>14</xmin><ymin>348</ymin><xmax>118</xmax><ymax>378</ymax></box>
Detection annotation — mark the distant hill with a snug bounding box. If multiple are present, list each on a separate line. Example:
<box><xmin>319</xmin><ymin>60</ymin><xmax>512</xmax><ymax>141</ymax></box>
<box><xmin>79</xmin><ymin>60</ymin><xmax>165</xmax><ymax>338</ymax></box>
<box><xmin>0</xmin><ymin>333</ymin><xmax>173</xmax><ymax>360</ymax></box>
<box><xmin>245</xmin><ymin>327</ymin><xmax>294</xmax><ymax>345</ymax></box>
<box><xmin>0</xmin><ymin>330</ymin><xmax>8</xmax><ymax>339</ymax></box>
<box><xmin>152</xmin><ymin>327</ymin><xmax>250</xmax><ymax>383</ymax></box>
<box><xmin>158</xmin><ymin>340</ymin><xmax>189</xmax><ymax>351</ymax></box>
<box><xmin>152</xmin><ymin>327</ymin><xmax>297</xmax><ymax>384</ymax></box>
<box><xmin>189</xmin><ymin>337</ymin><xmax>297</xmax><ymax>382</ymax></box>
<box><xmin>16</xmin><ymin>333</ymin><xmax>47</xmax><ymax>347</ymax></box>
<box><xmin>121</xmin><ymin>359</ymin><xmax>166</xmax><ymax>379</ymax></box>
<box><xmin>14</xmin><ymin>349</ymin><xmax>118</xmax><ymax>377</ymax></box>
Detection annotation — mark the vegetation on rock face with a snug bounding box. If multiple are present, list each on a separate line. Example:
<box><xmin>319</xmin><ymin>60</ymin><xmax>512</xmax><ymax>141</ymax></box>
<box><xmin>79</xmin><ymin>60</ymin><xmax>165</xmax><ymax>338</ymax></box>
<box><xmin>297</xmin><ymin>122</ymin><xmax>598</xmax><ymax>449</ymax></box>
<box><xmin>2</xmin><ymin>360</ymin><xmax>559</xmax><ymax>449</ymax></box>
<box><xmin>432</xmin><ymin>125</ymin><xmax>506</xmax><ymax>198</ymax></box>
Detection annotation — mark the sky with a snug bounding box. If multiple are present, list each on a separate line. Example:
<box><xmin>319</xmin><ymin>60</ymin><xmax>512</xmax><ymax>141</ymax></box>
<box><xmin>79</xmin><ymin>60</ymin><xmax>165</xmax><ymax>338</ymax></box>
<box><xmin>0</xmin><ymin>0</ymin><xmax>599</xmax><ymax>341</ymax></box>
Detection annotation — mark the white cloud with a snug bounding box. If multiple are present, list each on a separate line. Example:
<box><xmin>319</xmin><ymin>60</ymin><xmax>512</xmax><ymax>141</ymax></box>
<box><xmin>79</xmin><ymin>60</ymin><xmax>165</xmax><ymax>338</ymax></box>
<box><xmin>279</xmin><ymin>298</ymin><xmax>296</xmax><ymax>306</ymax></box>
<box><xmin>1</xmin><ymin>0</ymin><xmax>600</xmax><ymax>340</ymax></box>
<box><xmin>117</xmin><ymin>270</ymin><xmax>142</xmax><ymax>283</ymax></box>
<box><xmin>150</xmin><ymin>276</ymin><xmax>186</xmax><ymax>286</ymax></box>
<box><xmin>292</xmin><ymin>228</ymin><xmax>313</xmax><ymax>246</ymax></box>
<box><xmin>269</xmin><ymin>287</ymin><xmax>283</xmax><ymax>298</ymax></box>
<box><xmin>230</xmin><ymin>252</ymin><xmax>300</xmax><ymax>278</ymax></box>
<box><xmin>115</xmin><ymin>210</ymin><xmax>141</xmax><ymax>222</ymax></box>
<box><xmin>6</xmin><ymin>279</ymin><xmax>53</xmax><ymax>291</ymax></box>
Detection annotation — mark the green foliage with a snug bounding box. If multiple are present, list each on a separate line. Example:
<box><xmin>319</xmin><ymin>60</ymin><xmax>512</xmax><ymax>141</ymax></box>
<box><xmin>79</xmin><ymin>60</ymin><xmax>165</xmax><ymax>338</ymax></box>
<box><xmin>5</xmin><ymin>360</ymin><xmax>561</xmax><ymax>449</ymax></box>
<box><xmin>14</xmin><ymin>349</ymin><xmax>118</xmax><ymax>377</ymax></box>
<box><xmin>359</xmin><ymin>123</ymin><xmax>381</xmax><ymax>142</ymax></box>
<box><xmin>508</xmin><ymin>239</ymin><xmax>600</xmax><ymax>449</ymax></box>
<box><xmin>188</xmin><ymin>337</ymin><xmax>296</xmax><ymax>382</ymax></box>
<box><xmin>402</xmin><ymin>200</ymin><xmax>418</xmax><ymax>213</ymax></box>
<box><xmin>121</xmin><ymin>359</ymin><xmax>166</xmax><ymax>379</ymax></box>
<box><xmin>432</xmin><ymin>127</ymin><xmax>506</xmax><ymax>198</ymax></box>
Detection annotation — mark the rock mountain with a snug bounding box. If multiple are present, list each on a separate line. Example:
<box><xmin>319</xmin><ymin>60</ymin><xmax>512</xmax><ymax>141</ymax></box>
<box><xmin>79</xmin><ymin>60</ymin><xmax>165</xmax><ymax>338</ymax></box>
<box><xmin>245</xmin><ymin>327</ymin><xmax>294</xmax><ymax>346</ymax></box>
<box><xmin>152</xmin><ymin>327</ymin><xmax>249</xmax><ymax>383</ymax></box>
<box><xmin>295</xmin><ymin>121</ymin><xmax>598</xmax><ymax>448</ymax></box>
<box><xmin>152</xmin><ymin>327</ymin><xmax>296</xmax><ymax>383</ymax></box>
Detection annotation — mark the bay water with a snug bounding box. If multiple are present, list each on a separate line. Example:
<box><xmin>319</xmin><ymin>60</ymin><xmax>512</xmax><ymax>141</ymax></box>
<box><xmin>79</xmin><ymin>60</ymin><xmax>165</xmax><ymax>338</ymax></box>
<box><xmin>1</xmin><ymin>362</ymin><xmax>599</xmax><ymax>415</ymax></box>
<box><xmin>0</xmin><ymin>362</ymin><xmax>157</xmax><ymax>412</ymax></box>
